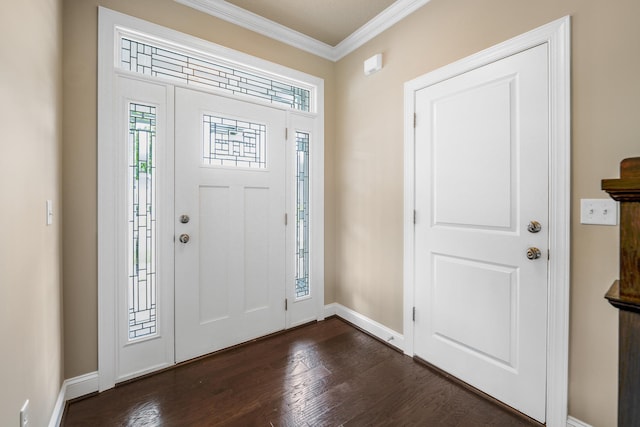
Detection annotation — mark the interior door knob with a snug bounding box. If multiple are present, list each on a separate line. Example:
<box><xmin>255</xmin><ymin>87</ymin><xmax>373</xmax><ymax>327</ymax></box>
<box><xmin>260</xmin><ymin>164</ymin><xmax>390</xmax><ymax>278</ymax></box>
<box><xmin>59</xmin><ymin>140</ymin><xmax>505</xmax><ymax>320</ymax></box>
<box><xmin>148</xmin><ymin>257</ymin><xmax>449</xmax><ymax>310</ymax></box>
<box><xmin>526</xmin><ymin>247</ymin><xmax>542</xmax><ymax>260</ymax></box>
<box><xmin>179</xmin><ymin>233</ymin><xmax>190</xmax><ymax>244</ymax></box>
<box><xmin>179</xmin><ymin>214</ymin><xmax>190</xmax><ymax>224</ymax></box>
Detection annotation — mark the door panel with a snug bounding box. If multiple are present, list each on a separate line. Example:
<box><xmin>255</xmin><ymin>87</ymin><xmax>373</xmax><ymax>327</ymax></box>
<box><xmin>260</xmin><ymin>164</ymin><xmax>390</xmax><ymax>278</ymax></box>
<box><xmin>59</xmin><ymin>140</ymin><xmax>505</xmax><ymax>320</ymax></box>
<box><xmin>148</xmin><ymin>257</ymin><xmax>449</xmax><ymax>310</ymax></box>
<box><xmin>432</xmin><ymin>255</ymin><xmax>517</xmax><ymax>367</ymax></box>
<box><xmin>432</xmin><ymin>76</ymin><xmax>514</xmax><ymax>229</ymax></box>
<box><xmin>175</xmin><ymin>88</ymin><xmax>286</xmax><ymax>363</ymax></box>
<box><xmin>198</xmin><ymin>185</ymin><xmax>230</xmax><ymax>323</ymax></box>
<box><xmin>414</xmin><ymin>44</ymin><xmax>549</xmax><ymax>422</ymax></box>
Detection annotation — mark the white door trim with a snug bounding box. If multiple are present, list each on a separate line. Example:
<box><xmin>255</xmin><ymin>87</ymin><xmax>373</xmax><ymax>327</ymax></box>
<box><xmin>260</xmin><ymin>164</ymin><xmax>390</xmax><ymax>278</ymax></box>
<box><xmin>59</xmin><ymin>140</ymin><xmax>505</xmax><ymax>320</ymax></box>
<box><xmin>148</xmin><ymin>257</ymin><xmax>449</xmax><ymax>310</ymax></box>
<box><xmin>98</xmin><ymin>7</ymin><xmax>324</xmax><ymax>391</ymax></box>
<box><xmin>403</xmin><ymin>16</ymin><xmax>571</xmax><ymax>427</ymax></box>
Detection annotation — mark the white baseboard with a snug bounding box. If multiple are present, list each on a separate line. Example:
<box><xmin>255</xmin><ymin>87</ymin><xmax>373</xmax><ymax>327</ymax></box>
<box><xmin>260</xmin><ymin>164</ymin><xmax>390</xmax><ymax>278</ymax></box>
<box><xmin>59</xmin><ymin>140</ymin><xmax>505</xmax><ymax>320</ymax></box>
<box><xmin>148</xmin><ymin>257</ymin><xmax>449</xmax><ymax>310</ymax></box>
<box><xmin>64</xmin><ymin>371</ymin><xmax>100</xmax><ymax>400</ymax></box>
<box><xmin>48</xmin><ymin>384</ymin><xmax>66</xmax><ymax>427</ymax></box>
<box><xmin>48</xmin><ymin>371</ymin><xmax>99</xmax><ymax>427</ymax></box>
<box><xmin>567</xmin><ymin>416</ymin><xmax>593</xmax><ymax>427</ymax></box>
<box><xmin>324</xmin><ymin>303</ymin><xmax>404</xmax><ymax>352</ymax></box>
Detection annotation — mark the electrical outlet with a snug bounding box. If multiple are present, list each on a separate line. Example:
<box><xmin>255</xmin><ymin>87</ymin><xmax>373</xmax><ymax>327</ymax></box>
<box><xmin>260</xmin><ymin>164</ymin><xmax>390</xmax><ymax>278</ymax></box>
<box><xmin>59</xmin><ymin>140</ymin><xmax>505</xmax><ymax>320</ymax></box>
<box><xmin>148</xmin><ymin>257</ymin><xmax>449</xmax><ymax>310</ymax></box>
<box><xmin>580</xmin><ymin>199</ymin><xmax>618</xmax><ymax>225</ymax></box>
<box><xmin>20</xmin><ymin>400</ymin><xmax>29</xmax><ymax>427</ymax></box>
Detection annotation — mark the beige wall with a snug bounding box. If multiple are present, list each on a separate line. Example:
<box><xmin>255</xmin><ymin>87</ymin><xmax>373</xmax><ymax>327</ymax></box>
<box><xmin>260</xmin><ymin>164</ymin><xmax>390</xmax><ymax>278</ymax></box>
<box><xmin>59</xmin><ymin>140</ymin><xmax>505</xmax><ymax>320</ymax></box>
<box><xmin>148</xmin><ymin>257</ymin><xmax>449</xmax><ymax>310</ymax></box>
<box><xmin>61</xmin><ymin>0</ymin><xmax>336</xmax><ymax>378</ymax></box>
<box><xmin>334</xmin><ymin>0</ymin><xmax>640</xmax><ymax>426</ymax></box>
<box><xmin>61</xmin><ymin>0</ymin><xmax>640</xmax><ymax>426</ymax></box>
<box><xmin>0</xmin><ymin>0</ymin><xmax>64</xmax><ymax>425</ymax></box>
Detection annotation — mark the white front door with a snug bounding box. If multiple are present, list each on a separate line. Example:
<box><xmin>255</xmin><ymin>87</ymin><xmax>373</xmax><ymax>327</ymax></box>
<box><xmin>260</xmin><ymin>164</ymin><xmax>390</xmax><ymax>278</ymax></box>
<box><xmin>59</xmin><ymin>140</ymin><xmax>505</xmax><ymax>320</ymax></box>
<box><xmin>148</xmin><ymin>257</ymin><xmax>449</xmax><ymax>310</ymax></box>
<box><xmin>174</xmin><ymin>87</ymin><xmax>287</xmax><ymax>363</ymax></box>
<box><xmin>413</xmin><ymin>44</ymin><xmax>549</xmax><ymax>422</ymax></box>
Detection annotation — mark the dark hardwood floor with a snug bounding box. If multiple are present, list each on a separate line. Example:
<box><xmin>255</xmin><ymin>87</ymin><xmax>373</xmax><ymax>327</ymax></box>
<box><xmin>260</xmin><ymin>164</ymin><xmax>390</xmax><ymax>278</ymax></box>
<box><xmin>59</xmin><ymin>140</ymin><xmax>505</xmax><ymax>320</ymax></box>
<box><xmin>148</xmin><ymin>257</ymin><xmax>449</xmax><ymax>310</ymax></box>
<box><xmin>62</xmin><ymin>317</ymin><xmax>542</xmax><ymax>426</ymax></box>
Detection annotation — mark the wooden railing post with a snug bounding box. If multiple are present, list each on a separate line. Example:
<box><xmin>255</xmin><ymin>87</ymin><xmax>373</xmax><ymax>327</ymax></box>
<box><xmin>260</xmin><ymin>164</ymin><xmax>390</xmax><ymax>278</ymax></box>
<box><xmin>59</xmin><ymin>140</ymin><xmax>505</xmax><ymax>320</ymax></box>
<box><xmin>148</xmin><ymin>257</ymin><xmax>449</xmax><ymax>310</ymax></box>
<box><xmin>602</xmin><ymin>157</ymin><xmax>640</xmax><ymax>427</ymax></box>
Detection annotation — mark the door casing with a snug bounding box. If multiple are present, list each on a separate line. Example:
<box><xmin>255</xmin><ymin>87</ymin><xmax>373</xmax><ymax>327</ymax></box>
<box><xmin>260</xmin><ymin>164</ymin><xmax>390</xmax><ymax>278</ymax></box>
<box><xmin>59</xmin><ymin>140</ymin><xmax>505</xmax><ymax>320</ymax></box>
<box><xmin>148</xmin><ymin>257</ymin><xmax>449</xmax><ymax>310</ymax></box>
<box><xmin>403</xmin><ymin>16</ymin><xmax>570</xmax><ymax>427</ymax></box>
<box><xmin>98</xmin><ymin>7</ymin><xmax>325</xmax><ymax>391</ymax></box>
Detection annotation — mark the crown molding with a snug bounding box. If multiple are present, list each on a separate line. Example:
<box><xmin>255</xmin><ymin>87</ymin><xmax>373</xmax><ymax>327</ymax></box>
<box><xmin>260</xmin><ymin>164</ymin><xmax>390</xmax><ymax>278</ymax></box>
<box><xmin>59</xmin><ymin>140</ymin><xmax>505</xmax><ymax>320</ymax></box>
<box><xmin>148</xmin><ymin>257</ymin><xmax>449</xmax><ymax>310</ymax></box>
<box><xmin>333</xmin><ymin>0</ymin><xmax>431</xmax><ymax>60</ymax></box>
<box><xmin>174</xmin><ymin>0</ymin><xmax>431</xmax><ymax>62</ymax></box>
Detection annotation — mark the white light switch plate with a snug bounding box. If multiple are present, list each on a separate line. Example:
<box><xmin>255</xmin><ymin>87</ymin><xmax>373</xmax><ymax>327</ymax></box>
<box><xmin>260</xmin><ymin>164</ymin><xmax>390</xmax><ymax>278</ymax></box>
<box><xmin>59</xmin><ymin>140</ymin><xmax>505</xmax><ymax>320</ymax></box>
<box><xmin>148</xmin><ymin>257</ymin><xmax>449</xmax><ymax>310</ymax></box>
<box><xmin>580</xmin><ymin>199</ymin><xmax>618</xmax><ymax>225</ymax></box>
<box><xmin>46</xmin><ymin>200</ymin><xmax>53</xmax><ymax>225</ymax></box>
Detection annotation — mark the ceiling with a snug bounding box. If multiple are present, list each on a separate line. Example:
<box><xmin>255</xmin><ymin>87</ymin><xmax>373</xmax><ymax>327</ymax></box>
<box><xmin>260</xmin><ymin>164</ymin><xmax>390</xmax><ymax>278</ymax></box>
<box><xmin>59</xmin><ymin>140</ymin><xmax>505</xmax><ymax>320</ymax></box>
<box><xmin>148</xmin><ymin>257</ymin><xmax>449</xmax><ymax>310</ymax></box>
<box><xmin>225</xmin><ymin>0</ymin><xmax>396</xmax><ymax>47</ymax></box>
<box><xmin>175</xmin><ymin>0</ymin><xmax>430</xmax><ymax>61</ymax></box>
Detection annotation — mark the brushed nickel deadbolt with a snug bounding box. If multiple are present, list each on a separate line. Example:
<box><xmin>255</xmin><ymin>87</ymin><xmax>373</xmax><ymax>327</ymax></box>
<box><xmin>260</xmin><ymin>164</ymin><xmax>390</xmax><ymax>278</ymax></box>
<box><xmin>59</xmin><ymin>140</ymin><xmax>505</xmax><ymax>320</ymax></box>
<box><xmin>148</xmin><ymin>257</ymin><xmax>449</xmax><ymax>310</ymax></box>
<box><xmin>527</xmin><ymin>220</ymin><xmax>542</xmax><ymax>233</ymax></box>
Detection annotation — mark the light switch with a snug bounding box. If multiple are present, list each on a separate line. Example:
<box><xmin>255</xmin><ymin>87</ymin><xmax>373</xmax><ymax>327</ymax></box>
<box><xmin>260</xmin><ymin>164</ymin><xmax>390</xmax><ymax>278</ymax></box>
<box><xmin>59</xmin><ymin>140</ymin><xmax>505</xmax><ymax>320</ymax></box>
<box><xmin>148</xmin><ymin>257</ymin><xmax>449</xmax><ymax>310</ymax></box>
<box><xmin>580</xmin><ymin>199</ymin><xmax>617</xmax><ymax>225</ymax></box>
<box><xmin>46</xmin><ymin>200</ymin><xmax>53</xmax><ymax>225</ymax></box>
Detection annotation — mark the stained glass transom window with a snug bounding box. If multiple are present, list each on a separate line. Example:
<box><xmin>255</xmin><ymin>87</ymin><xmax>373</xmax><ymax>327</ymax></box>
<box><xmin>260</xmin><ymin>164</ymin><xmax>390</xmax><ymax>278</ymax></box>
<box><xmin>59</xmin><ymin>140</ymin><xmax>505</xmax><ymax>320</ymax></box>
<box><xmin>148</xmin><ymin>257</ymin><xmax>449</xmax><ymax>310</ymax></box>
<box><xmin>203</xmin><ymin>115</ymin><xmax>267</xmax><ymax>168</ymax></box>
<box><xmin>121</xmin><ymin>38</ymin><xmax>310</xmax><ymax>112</ymax></box>
<box><xmin>296</xmin><ymin>131</ymin><xmax>310</xmax><ymax>299</ymax></box>
<box><xmin>128</xmin><ymin>103</ymin><xmax>157</xmax><ymax>340</ymax></box>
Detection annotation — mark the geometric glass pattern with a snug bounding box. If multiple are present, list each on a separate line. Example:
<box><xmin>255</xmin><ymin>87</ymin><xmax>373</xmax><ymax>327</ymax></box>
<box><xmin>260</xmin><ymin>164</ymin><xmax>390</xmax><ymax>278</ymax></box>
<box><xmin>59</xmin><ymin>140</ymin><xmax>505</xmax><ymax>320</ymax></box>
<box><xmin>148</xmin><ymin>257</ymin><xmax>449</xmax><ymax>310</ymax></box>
<box><xmin>295</xmin><ymin>131</ymin><xmax>310</xmax><ymax>299</ymax></box>
<box><xmin>121</xmin><ymin>38</ymin><xmax>310</xmax><ymax>112</ymax></box>
<box><xmin>203</xmin><ymin>115</ymin><xmax>267</xmax><ymax>168</ymax></box>
<box><xmin>128</xmin><ymin>103</ymin><xmax>157</xmax><ymax>340</ymax></box>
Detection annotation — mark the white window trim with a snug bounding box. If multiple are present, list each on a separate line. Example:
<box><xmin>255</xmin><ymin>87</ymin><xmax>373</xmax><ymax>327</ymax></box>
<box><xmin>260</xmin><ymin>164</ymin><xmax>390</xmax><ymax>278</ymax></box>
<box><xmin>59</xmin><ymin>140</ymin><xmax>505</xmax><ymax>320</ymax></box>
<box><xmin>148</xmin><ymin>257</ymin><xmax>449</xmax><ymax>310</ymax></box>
<box><xmin>117</xmin><ymin>32</ymin><xmax>316</xmax><ymax>113</ymax></box>
<box><xmin>403</xmin><ymin>16</ymin><xmax>570</xmax><ymax>427</ymax></box>
<box><xmin>98</xmin><ymin>7</ymin><xmax>324</xmax><ymax>391</ymax></box>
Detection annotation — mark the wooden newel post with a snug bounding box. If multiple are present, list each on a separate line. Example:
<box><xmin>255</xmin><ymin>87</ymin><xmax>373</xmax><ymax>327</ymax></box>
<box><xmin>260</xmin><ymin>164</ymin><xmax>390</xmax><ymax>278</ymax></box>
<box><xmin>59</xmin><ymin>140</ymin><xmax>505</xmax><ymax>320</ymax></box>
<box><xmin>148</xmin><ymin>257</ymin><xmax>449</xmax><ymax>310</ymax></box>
<box><xmin>602</xmin><ymin>157</ymin><xmax>640</xmax><ymax>427</ymax></box>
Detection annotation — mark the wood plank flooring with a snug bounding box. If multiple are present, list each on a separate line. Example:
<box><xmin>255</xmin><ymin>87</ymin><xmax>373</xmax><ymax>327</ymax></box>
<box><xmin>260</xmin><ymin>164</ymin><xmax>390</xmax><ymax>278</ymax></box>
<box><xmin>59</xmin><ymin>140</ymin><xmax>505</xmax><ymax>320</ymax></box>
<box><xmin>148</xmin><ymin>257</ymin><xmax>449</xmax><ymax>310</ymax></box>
<box><xmin>62</xmin><ymin>317</ymin><xmax>542</xmax><ymax>426</ymax></box>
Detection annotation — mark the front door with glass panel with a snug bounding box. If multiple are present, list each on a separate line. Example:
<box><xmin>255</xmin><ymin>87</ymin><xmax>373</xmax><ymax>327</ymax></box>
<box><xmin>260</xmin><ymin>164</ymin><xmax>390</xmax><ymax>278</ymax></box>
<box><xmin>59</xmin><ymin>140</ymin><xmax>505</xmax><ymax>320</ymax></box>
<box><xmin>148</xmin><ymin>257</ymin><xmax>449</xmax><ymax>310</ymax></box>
<box><xmin>174</xmin><ymin>87</ymin><xmax>287</xmax><ymax>362</ymax></box>
<box><xmin>100</xmin><ymin>10</ymin><xmax>324</xmax><ymax>390</ymax></box>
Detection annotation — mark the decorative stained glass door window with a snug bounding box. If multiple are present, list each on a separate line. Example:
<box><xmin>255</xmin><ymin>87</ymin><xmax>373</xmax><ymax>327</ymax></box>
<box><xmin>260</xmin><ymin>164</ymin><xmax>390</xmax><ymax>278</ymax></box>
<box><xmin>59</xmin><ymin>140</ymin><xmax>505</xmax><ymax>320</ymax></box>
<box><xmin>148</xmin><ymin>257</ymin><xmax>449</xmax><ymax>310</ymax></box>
<box><xmin>128</xmin><ymin>102</ymin><xmax>157</xmax><ymax>340</ymax></box>
<box><xmin>295</xmin><ymin>131</ymin><xmax>310</xmax><ymax>298</ymax></box>
<box><xmin>202</xmin><ymin>115</ymin><xmax>267</xmax><ymax>168</ymax></box>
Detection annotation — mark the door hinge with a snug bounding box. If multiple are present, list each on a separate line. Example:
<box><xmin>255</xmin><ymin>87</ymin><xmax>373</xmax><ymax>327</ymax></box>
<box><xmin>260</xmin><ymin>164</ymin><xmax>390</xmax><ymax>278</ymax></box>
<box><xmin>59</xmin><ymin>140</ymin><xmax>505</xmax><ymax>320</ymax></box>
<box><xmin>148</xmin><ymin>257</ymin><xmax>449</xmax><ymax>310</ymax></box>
<box><xmin>413</xmin><ymin>210</ymin><xmax>416</xmax><ymax>224</ymax></box>
<box><xmin>413</xmin><ymin>113</ymin><xmax>416</xmax><ymax>128</ymax></box>
<box><xmin>285</xmin><ymin>128</ymin><xmax>288</xmax><ymax>140</ymax></box>
<box><xmin>285</xmin><ymin>213</ymin><xmax>288</xmax><ymax>225</ymax></box>
<box><xmin>412</xmin><ymin>306</ymin><xmax>416</xmax><ymax>322</ymax></box>
<box><xmin>548</xmin><ymin>249</ymin><xmax>550</xmax><ymax>260</ymax></box>
<box><xmin>285</xmin><ymin>298</ymin><xmax>288</xmax><ymax>311</ymax></box>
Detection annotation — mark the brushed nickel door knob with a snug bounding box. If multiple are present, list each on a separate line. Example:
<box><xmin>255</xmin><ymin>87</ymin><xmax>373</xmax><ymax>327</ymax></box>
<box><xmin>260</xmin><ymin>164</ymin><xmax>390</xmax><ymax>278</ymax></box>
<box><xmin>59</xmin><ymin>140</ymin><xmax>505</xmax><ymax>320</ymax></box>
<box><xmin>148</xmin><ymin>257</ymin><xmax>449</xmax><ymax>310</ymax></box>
<box><xmin>526</xmin><ymin>247</ymin><xmax>542</xmax><ymax>260</ymax></box>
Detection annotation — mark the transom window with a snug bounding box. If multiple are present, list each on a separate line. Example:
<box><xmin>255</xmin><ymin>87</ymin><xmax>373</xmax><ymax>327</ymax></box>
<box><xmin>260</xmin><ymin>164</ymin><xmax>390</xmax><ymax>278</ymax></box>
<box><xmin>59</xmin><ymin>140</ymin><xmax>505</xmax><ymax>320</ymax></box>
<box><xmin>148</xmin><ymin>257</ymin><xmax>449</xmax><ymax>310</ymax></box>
<box><xmin>120</xmin><ymin>38</ymin><xmax>311</xmax><ymax>112</ymax></box>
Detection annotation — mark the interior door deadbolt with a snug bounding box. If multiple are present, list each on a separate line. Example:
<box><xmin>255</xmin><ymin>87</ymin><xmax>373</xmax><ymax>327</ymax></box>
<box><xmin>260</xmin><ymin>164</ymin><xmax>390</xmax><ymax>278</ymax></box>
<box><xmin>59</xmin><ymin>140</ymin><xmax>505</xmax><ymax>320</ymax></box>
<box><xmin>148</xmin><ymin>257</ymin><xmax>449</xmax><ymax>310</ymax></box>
<box><xmin>527</xmin><ymin>220</ymin><xmax>541</xmax><ymax>233</ymax></box>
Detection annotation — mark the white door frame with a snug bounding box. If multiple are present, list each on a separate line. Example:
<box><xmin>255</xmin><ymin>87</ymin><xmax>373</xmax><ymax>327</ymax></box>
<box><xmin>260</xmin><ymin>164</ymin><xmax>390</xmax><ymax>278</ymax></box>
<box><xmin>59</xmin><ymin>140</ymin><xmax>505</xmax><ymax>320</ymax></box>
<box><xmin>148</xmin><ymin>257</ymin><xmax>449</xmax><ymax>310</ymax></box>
<box><xmin>403</xmin><ymin>17</ymin><xmax>571</xmax><ymax>427</ymax></box>
<box><xmin>98</xmin><ymin>7</ymin><xmax>324</xmax><ymax>391</ymax></box>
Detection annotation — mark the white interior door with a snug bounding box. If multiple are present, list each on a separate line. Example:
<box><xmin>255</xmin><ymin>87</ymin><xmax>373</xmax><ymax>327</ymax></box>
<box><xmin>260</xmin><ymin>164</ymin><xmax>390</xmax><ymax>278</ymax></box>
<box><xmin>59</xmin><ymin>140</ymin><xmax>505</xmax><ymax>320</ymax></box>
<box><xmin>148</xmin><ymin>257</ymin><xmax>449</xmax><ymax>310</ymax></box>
<box><xmin>413</xmin><ymin>44</ymin><xmax>549</xmax><ymax>422</ymax></box>
<box><xmin>175</xmin><ymin>87</ymin><xmax>287</xmax><ymax>363</ymax></box>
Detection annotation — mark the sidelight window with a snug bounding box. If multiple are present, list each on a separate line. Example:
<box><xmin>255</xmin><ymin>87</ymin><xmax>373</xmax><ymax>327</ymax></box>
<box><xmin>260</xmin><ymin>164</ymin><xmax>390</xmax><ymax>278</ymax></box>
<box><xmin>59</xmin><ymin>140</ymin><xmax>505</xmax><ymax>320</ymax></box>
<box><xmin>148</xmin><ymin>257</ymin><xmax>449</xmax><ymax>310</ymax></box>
<box><xmin>295</xmin><ymin>131</ymin><xmax>310</xmax><ymax>298</ymax></box>
<box><xmin>128</xmin><ymin>102</ymin><xmax>158</xmax><ymax>340</ymax></box>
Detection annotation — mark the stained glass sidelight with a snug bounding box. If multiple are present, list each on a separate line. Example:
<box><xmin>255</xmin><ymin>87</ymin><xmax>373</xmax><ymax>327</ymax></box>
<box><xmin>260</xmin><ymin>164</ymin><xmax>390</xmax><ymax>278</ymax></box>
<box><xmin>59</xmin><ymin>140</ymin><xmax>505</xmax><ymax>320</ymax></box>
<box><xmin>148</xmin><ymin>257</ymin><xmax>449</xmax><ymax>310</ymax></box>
<box><xmin>203</xmin><ymin>115</ymin><xmax>267</xmax><ymax>168</ymax></box>
<box><xmin>121</xmin><ymin>38</ymin><xmax>310</xmax><ymax>112</ymax></box>
<box><xmin>128</xmin><ymin>103</ymin><xmax>157</xmax><ymax>340</ymax></box>
<box><xmin>296</xmin><ymin>131</ymin><xmax>310</xmax><ymax>298</ymax></box>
